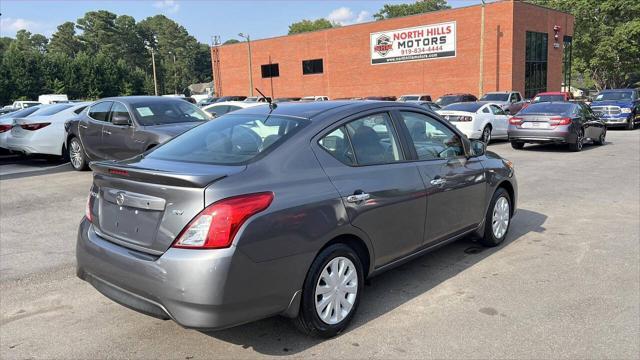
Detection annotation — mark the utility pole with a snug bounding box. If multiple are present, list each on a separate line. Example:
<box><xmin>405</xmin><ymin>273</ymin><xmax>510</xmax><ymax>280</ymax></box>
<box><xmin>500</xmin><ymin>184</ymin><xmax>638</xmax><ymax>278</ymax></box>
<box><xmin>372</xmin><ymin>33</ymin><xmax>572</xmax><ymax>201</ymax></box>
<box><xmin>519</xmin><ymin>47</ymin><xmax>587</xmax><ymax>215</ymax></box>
<box><xmin>239</xmin><ymin>33</ymin><xmax>254</xmax><ymax>96</ymax></box>
<box><xmin>479</xmin><ymin>0</ymin><xmax>486</xmax><ymax>97</ymax></box>
<box><xmin>151</xmin><ymin>48</ymin><xmax>159</xmax><ymax>96</ymax></box>
<box><xmin>169</xmin><ymin>51</ymin><xmax>177</xmax><ymax>94</ymax></box>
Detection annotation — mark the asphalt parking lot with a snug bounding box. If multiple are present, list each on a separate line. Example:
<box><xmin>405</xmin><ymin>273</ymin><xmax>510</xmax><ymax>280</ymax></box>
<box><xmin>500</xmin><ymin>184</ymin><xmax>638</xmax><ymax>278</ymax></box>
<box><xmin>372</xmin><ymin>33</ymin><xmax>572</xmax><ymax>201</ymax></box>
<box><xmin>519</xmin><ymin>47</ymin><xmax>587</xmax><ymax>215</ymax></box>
<box><xmin>1</xmin><ymin>130</ymin><xmax>638</xmax><ymax>359</ymax></box>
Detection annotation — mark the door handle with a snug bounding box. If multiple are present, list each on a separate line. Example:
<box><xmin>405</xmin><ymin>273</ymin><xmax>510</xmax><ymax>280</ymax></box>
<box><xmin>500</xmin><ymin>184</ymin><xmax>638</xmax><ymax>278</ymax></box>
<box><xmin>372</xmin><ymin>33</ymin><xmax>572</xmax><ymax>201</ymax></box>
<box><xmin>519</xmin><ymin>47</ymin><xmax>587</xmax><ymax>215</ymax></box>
<box><xmin>346</xmin><ymin>192</ymin><xmax>370</xmax><ymax>203</ymax></box>
<box><xmin>102</xmin><ymin>129</ymin><xmax>111</xmax><ymax>135</ymax></box>
<box><xmin>430</xmin><ymin>178</ymin><xmax>446</xmax><ymax>186</ymax></box>
<box><xmin>79</xmin><ymin>124</ymin><xmax>88</xmax><ymax>129</ymax></box>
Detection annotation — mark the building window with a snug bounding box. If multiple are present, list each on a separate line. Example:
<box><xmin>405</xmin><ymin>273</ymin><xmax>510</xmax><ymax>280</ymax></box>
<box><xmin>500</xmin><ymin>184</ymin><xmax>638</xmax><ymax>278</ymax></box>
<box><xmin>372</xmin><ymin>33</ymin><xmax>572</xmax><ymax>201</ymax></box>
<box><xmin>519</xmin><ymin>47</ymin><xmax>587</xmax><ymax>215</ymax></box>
<box><xmin>563</xmin><ymin>35</ymin><xmax>573</xmax><ymax>90</ymax></box>
<box><xmin>524</xmin><ymin>31</ymin><xmax>548</xmax><ymax>99</ymax></box>
<box><xmin>261</xmin><ymin>63</ymin><xmax>279</xmax><ymax>78</ymax></box>
<box><xmin>302</xmin><ymin>59</ymin><xmax>323</xmax><ymax>75</ymax></box>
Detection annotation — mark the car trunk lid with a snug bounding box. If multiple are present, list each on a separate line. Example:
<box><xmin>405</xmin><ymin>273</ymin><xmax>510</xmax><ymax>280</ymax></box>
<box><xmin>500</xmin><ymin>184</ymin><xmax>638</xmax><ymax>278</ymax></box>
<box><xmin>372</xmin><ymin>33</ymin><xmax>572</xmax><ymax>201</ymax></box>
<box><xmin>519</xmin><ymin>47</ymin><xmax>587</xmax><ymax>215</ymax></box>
<box><xmin>90</xmin><ymin>158</ymin><xmax>246</xmax><ymax>254</ymax></box>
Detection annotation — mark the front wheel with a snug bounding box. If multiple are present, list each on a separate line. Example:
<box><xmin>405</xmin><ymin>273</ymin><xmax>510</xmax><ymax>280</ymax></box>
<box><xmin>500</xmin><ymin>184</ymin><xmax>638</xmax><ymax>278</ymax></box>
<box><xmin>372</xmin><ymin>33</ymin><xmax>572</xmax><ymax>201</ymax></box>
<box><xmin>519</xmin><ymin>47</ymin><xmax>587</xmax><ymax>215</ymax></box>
<box><xmin>295</xmin><ymin>244</ymin><xmax>364</xmax><ymax>338</ymax></box>
<box><xmin>594</xmin><ymin>129</ymin><xmax>606</xmax><ymax>145</ymax></box>
<box><xmin>479</xmin><ymin>187</ymin><xmax>512</xmax><ymax>247</ymax></box>
<box><xmin>481</xmin><ymin>126</ymin><xmax>492</xmax><ymax>144</ymax></box>
<box><xmin>510</xmin><ymin>141</ymin><xmax>525</xmax><ymax>150</ymax></box>
<box><xmin>568</xmin><ymin>129</ymin><xmax>584</xmax><ymax>152</ymax></box>
<box><xmin>68</xmin><ymin>137</ymin><xmax>88</xmax><ymax>171</ymax></box>
<box><xmin>627</xmin><ymin>115</ymin><xmax>636</xmax><ymax>130</ymax></box>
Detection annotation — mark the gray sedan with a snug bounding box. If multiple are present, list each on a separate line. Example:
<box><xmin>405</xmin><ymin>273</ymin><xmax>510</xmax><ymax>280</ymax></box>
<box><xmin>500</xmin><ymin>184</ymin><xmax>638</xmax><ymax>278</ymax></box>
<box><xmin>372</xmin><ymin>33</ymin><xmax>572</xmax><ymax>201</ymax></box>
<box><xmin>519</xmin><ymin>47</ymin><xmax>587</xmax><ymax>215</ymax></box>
<box><xmin>65</xmin><ymin>96</ymin><xmax>209</xmax><ymax>170</ymax></box>
<box><xmin>508</xmin><ymin>102</ymin><xmax>607</xmax><ymax>151</ymax></box>
<box><xmin>76</xmin><ymin>101</ymin><xmax>518</xmax><ymax>337</ymax></box>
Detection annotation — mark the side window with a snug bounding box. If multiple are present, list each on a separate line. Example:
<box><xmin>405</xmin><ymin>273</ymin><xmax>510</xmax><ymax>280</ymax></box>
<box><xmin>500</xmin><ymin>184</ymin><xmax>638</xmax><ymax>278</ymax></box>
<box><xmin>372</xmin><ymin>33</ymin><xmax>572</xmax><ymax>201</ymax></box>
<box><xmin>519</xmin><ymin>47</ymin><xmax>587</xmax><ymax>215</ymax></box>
<box><xmin>109</xmin><ymin>102</ymin><xmax>131</xmax><ymax>123</ymax></box>
<box><xmin>206</xmin><ymin>105</ymin><xmax>228</xmax><ymax>116</ymax></box>
<box><xmin>345</xmin><ymin>113</ymin><xmax>402</xmax><ymax>165</ymax></box>
<box><xmin>88</xmin><ymin>102</ymin><xmax>113</xmax><ymax>122</ymax></box>
<box><xmin>227</xmin><ymin>106</ymin><xmax>241</xmax><ymax>113</ymax></box>
<box><xmin>514</xmin><ymin>93</ymin><xmax>522</xmax><ymax>102</ymax></box>
<box><xmin>399</xmin><ymin>111</ymin><xmax>466</xmax><ymax>161</ymax></box>
<box><xmin>490</xmin><ymin>105</ymin><xmax>506</xmax><ymax>115</ymax></box>
<box><xmin>482</xmin><ymin>107</ymin><xmax>491</xmax><ymax>113</ymax></box>
<box><xmin>318</xmin><ymin>127</ymin><xmax>355</xmax><ymax>166</ymax></box>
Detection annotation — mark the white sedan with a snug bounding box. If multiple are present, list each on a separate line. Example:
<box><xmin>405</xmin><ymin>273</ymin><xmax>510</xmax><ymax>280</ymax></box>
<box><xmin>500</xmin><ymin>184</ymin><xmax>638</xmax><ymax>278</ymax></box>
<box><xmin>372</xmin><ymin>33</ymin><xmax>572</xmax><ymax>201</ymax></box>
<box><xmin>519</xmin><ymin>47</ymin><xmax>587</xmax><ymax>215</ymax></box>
<box><xmin>6</xmin><ymin>102</ymin><xmax>89</xmax><ymax>157</ymax></box>
<box><xmin>202</xmin><ymin>101</ymin><xmax>267</xmax><ymax>118</ymax></box>
<box><xmin>0</xmin><ymin>106</ymin><xmax>43</xmax><ymax>149</ymax></box>
<box><xmin>436</xmin><ymin>101</ymin><xmax>509</xmax><ymax>143</ymax></box>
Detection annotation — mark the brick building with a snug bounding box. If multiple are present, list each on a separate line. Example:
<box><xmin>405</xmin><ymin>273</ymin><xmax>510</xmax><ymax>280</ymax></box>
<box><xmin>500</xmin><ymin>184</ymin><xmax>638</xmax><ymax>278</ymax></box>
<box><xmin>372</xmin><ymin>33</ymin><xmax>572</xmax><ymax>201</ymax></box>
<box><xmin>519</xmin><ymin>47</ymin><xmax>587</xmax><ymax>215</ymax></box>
<box><xmin>212</xmin><ymin>0</ymin><xmax>574</xmax><ymax>100</ymax></box>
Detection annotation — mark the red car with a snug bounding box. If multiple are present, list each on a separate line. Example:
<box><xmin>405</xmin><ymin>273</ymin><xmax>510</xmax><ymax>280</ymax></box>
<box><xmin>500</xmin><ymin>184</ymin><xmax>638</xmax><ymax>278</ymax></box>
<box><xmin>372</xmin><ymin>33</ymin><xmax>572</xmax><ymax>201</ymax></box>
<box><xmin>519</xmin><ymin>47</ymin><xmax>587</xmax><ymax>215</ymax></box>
<box><xmin>522</xmin><ymin>91</ymin><xmax>573</xmax><ymax>110</ymax></box>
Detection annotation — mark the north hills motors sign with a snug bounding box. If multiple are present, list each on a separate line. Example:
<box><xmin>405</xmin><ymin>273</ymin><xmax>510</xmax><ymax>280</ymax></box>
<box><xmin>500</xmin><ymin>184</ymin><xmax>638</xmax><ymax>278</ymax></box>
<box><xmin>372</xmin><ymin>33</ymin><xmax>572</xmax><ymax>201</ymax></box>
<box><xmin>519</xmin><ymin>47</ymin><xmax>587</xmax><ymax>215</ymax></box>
<box><xmin>370</xmin><ymin>21</ymin><xmax>456</xmax><ymax>64</ymax></box>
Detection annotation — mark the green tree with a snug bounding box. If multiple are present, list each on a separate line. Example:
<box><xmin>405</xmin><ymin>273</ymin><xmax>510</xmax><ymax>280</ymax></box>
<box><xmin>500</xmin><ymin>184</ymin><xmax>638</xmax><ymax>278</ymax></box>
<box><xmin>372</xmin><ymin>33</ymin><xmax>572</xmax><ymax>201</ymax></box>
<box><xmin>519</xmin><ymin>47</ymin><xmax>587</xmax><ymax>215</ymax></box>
<box><xmin>223</xmin><ymin>39</ymin><xmax>240</xmax><ymax>45</ymax></box>
<box><xmin>76</xmin><ymin>11</ymin><xmax>119</xmax><ymax>55</ymax></box>
<box><xmin>373</xmin><ymin>0</ymin><xmax>450</xmax><ymax>20</ymax></box>
<box><xmin>288</xmin><ymin>19</ymin><xmax>337</xmax><ymax>35</ymax></box>
<box><xmin>49</xmin><ymin>22</ymin><xmax>82</xmax><ymax>57</ymax></box>
<box><xmin>529</xmin><ymin>0</ymin><xmax>640</xmax><ymax>90</ymax></box>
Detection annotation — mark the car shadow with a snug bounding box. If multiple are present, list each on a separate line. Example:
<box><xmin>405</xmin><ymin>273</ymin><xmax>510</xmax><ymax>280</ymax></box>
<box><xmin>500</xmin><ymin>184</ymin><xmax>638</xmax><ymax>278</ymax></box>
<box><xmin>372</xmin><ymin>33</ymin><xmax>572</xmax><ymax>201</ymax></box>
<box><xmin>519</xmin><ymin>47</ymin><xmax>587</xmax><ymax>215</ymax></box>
<box><xmin>518</xmin><ymin>142</ymin><xmax>603</xmax><ymax>152</ymax></box>
<box><xmin>200</xmin><ymin>208</ymin><xmax>547</xmax><ymax>356</ymax></box>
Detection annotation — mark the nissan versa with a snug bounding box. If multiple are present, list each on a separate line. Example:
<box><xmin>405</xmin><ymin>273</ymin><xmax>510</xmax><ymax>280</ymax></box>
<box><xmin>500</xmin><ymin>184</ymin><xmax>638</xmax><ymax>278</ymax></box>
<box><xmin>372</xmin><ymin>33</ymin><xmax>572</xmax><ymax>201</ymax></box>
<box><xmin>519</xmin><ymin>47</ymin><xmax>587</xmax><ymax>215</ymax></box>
<box><xmin>77</xmin><ymin>101</ymin><xmax>518</xmax><ymax>337</ymax></box>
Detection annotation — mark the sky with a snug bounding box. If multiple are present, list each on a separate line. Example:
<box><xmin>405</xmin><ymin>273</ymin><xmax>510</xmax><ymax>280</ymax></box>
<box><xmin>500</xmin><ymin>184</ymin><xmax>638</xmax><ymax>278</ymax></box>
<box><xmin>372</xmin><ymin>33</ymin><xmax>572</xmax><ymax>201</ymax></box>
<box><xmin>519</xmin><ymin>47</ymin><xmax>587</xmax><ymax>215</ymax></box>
<box><xmin>0</xmin><ymin>0</ymin><xmax>484</xmax><ymax>44</ymax></box>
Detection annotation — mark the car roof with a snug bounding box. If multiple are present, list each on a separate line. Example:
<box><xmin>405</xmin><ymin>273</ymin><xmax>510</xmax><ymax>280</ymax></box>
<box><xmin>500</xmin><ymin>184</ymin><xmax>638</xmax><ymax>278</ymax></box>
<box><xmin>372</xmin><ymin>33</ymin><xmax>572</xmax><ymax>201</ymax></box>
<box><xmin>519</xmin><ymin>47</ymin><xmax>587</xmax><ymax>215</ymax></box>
<box><xmin>535</xmin><ymin>92</ymin><xmax>566</xmax><ymax>95</ymax></box>
<box><xmin>229</xmin><ymin>100</ymin><xmax>427</xmax><ymax>120</ymax></box>
<box><xmin>440</xmin><ymin>93</ymin><xmax>474</xmax><ymax>96</ymax></box>
<box><xmin>99</xmin><ymin>96</ymin><xmax>186</xmax><ymax>104</ymax></box>
<box><xmin>484</xmin><ymin>91</ymin><xmax>510</xmax><ymax>94</ymax></box>
<box><xmin>598</xmin><ymin>88</ymin><xmax>635</xmax><ymax>92</ymax></box>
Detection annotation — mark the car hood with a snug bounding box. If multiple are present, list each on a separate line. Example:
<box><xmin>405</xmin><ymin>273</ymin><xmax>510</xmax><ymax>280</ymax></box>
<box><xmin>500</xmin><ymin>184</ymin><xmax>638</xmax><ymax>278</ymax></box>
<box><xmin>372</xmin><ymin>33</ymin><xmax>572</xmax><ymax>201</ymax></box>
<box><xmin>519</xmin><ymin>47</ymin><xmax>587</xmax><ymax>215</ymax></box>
<box><xmin>144</xmin><ymin>121</ymin><xmax>203</xmax><ymax>138</ymax></box>
<box><xmin>591</xmin><ymin>100</ymin><xmax>634</xmax><ymax>108</ymax></box>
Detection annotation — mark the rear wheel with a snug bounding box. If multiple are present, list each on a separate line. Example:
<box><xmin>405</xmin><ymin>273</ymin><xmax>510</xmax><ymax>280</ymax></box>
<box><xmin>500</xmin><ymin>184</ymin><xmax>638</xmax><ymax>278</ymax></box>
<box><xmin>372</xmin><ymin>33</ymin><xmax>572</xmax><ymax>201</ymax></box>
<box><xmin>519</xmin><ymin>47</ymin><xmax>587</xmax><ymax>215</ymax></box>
<box><xmin>479</xmin><ymin>187</ymin><xmax>512</xmax><ymax>247</ymax></box>
<box><xmin>594</xmin><ymin>129</ymin><xmax>606</xmax><ymax>145</ymax></box>
<box><xmin>68</xmin><ymin>137</ymin><xmax>88</xmax><ymax>171</ymax></box>
<box><xmin>627</xmin><ymin>115</ymin><xmax>636</xmax><ymax>130</ymax></box>
<box><xmin>295</xmin><ymin>243</ymin><xmax>364</xmax><ymax>338</ymax></box>
<box><xmin>481</xmin><ymin>126</ymin><xmax>492</xmax><ymax>144</ymax></box>
<box><xmin>569</xmin><ymin>129</ymin><xmax>584</xmax><ymax>152</ymax></box>
<box><xmin>510</xmin><ymin>141</ymin><xmax>525</xmax><ymax>150</ymax></box>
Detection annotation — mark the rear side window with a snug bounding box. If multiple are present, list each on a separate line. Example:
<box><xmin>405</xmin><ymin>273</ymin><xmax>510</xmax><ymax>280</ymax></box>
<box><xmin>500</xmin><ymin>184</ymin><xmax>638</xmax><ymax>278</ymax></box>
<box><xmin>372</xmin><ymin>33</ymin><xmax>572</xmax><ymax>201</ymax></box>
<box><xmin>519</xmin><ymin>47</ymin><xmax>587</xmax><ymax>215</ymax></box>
<box><xmin>319</xmin><ymin>127</ymin><xmax>355</xmax><ymax>165</ymax></box>
<box><xmin>147</xmin><ymin>114</ymin><xmax>309</xmax><ymax>165</ymax></box>
<box><xmin>89</xmin><ymin>102</ymin><xmax>113</xmax><ymax>121</ymax></box>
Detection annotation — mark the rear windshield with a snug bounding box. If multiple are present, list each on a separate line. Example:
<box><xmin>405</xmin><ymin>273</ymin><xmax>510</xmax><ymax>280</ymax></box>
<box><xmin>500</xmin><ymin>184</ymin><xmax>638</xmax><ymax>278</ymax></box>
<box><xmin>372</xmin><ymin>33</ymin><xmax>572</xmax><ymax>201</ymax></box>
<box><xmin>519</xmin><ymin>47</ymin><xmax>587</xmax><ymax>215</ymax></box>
<box><xmin>595</xmin><ymin>91</ymin><xmax>633</xmax><ymax>101</ymax></box>
<box><xmin>32</xmin><ymin>104</ymin><xmax>73</xmax><ymax>116</ymax></box>
<box><xmin>533</xmin><ymin>95</ymin><xmax>564</xmax><ymax>103</ymax></box>
<box><xmin>435</xmin><ymin>96</ymin><xmax>462</xmax><ymax>106</ymax></box>
<box><xmin>401</xmin><ymin>96</ymin><xmax>420</xmax><ymax>101</ymax></box>
<box><xmin>519</xmin><ymin>103</ymin><xmax>574</xmax><ymax>115</ymax></box>
<box><xmin>0</xmin><ymin>106</ymin><xmax>40</xmax><ymax>118</ymax></box>
<box><xmin>443</xmin><ymin>102</ymin><xmax>483</xmax><ymax>112</ymax></box>
<box><xmin>147</xmin><ymin>114</ymin><xmax>309</xmax><ymax>165</ymax></box>
<box><xmin>131</xmin><ymin>100</ymin><xmax>209</xmax><ymax>126</ymax></box>
<box><xmin>480</xmin><ymin>93</ymin><xmax>509</xmax><ymax>101</ymax></box>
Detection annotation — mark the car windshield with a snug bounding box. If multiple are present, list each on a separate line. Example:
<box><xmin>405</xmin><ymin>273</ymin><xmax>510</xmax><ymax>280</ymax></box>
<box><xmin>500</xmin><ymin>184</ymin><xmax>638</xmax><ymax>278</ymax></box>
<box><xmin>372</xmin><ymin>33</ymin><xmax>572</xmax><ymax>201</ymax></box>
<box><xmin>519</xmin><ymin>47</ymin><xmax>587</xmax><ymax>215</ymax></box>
<box><xmin>0</xmin><ymin>106</ymin><xmax>40</xmax><ymax>119</ymax></box>
<box><xmin>443</xmin><ymin>102</ymin><xmax>483</xmax><ymax>112</ymax></box>
<box><xmin>435</xmin><ymin>96</ymin><xmax>462</xmax><ymax>106</ymax></box>
<box><xmin>31</xmin><ymin>104</ymin><xmax>73</xmax><ymax>116</ymax></box>
<box><xmin>401</xmin><ymin>96</ymin><xmax>420</xmax><ymax>101</ymax></box>
<box><xmin>519</xmin><ymin>103</ymin><xmax>574</xmax><ymax>115</ymax></box>
<box><xmin>533</xmin><ymin>95</ymin><xmax>564</xmax><ymax>103</ymax></box>
<box><xmin>131</xmin><ymin>100</ymin><xmax>208</xmax><ymax>126</ymax></box>
<box><xmin>22</xmin><ymin>102</ymin><xmax>40</xmax><ymax>108</ymax></box>
<box><xmin>147</xmin><ymin>114</ymin><xmax>309</xmax><ymax>165</ymax></box>
<box><xmin>594</xmin><ymin>91</ymin><xmax>633</xmax><ymax>101</ymax></box>
<box><xmin>480</xmin><ymin>93</ymin><xmax>509</xmax><ymax>101</ymax></box>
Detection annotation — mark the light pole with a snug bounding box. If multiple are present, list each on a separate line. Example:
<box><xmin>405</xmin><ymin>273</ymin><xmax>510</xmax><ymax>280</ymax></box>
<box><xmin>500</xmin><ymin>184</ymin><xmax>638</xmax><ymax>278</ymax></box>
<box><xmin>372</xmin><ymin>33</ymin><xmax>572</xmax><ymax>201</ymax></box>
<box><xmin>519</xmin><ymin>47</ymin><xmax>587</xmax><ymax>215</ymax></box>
<box><xmin>168</xmin><ymin>51</ymin><xmax>178</xmax><ymax>94</ymax></box>
<box><xmin>145</xmin><ymin>36</ymin><xmax>159</xmax><ymax>96</ymax></box>
<box><xmin>238</xmin><ymin>32</ymin><xmax>254</xmax><ymax>96</ymax></box>
<box><xmin>478</xmin><ymin>0</ymin><xmax>486</xmax><ymax>97</ymax></box>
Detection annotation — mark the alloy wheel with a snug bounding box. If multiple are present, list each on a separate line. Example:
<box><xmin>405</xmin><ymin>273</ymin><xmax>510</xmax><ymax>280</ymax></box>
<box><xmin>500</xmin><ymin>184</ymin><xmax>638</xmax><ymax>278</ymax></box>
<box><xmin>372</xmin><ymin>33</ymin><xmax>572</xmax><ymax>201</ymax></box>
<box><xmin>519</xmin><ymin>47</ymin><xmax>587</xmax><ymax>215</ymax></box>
<box><xmin>492</xmin><ymin>196</ymin><xmax>510</xmax><ymax>239</ymax></box>
<box><xmin>315</xmin><ymin>256</ymin><xmax>358</xmax><ymax>325</ymax></box>
<box><xmin>576</xmin><ymin>130</ymin><xmax>584</xmax><ymax>150</ymax></box>
<box><xmin>70</xmin><ymin>140</ymin><xmax>83</xmax><ymax>169</ymax></box>
<box><xmin>482</xmin><ymin>127</ymin><xmax>491</xmax><ymax>144</ymax></box>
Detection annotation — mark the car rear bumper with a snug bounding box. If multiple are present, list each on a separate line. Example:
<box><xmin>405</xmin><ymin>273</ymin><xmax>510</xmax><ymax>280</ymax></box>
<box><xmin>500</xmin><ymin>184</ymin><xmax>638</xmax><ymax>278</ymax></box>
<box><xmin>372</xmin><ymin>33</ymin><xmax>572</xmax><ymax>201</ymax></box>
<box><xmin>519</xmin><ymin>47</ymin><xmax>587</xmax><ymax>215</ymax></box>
<box><xmin>508</xmin><ymin>127</ymin><xmax>574</xmax><ymax>143</ymax></box>
<box><xmin>76</xmin><ymin>218</ymin><xmax>304</xmax><ymax>330</ymax></box>
<box><xmin>6</xmin><ymin>133</ymin><xmax>61</xmax><ymax>155</ymax></box>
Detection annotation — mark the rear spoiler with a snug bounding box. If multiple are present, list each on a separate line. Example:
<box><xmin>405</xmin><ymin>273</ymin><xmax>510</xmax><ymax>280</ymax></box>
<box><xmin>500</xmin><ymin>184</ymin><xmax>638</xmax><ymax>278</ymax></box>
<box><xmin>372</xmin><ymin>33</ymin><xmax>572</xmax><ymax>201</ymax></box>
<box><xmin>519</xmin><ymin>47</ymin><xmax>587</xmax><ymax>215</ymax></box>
<box><xmin>90</xmin><ymin>161</ymin><xmax>231</xmax><ymax>188</ymax></box>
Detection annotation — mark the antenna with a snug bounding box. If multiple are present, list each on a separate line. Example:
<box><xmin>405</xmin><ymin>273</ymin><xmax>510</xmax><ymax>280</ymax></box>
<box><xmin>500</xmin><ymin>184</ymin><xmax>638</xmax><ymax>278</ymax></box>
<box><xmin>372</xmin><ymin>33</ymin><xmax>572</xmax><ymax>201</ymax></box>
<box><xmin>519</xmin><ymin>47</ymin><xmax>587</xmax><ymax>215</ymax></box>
<box><xmin>255</xmin><ymin>88</ymin><xmax>276</xmax><ymax>110</ymax></box>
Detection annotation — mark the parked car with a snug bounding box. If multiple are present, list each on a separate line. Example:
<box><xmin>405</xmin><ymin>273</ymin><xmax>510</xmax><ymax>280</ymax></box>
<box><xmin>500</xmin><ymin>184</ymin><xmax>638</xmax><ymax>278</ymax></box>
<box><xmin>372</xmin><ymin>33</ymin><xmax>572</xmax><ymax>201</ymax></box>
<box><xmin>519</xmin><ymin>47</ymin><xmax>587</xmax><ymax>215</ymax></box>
<box><xmin>398</xmin><ymin>94</ymin><xmax>432</xmax><ymax>102</ymax></box>
<box><xmin>6</xmin><ymin>103</ymin><xmax>89</xmax><ymax>157</ymax></box>
<box><xmin>274</xmin><ymin>97</ymin><xmax>302</xmax><ymax>103</ymax></box>
<box><xmin>364</xmin><ymin>96</ymin><xmax>397</xmax><ymax>101</ymax></box>
<box><xmin>0</xmin><ymin>106</ymin><xmax>43</xmax><ymax>149</ymax></box>
<box><xmin>508</xmin><ymin>101</ymin><xmax>606</xmax><ymax>151</ymax></box>
<box><xmin>590</xmin><ymin>88</ymin><xmax>639</xmax><ymax>130</ymax></box>
<box><xmin>416</xmin><ymin>101</ymin><xmax>441</xmax><ymax>111</ymax></box>
<box><xmin>10</xmin><ymin>100</ymin><xmax>41</xmax><ymax>109</ymax></box>
<box><xmin>77</xmin><ymin>101</ymin><xmax>517</xmax><ymax>337</ymax></box>
<box><xmin>437</xmin><ymin>102</ymin><xmax>509</xmax><ymax>143</ymax></box>
<box><xmin>479</xmin><ymin>91</ymin><xmax>525</xmax><ymax>114</ymax></box>
<box><xmin>64</xmin><ymin>96</ymin><xmax>209</xmax><ymax>170</ymax></box>
<box><xmin>38</xmin><ymin>94</ymin><xmax>69</xmax><ymax>104</ymax></box>
<box><xmin>216</xmin><ymin>96</ymin><xmax>247</xmax><ymax>103</ymax></box>
<box><xmin>435</xmin><ymin>93</ymin><xmax>478</xmax><ymax>107</ymax></box>
<box><xmin>300</xmin><ymin>96</ymin><xmax>329</xmax><ymax>101</ymax></box>
<box><xmin>0</xmin><ymin>108</ymin><xmax>17</xmax><ymax>116</ymax></box>
<box><xmin>244</xmin><ymin>96</ymin><xmax>272</xmax><ymax>103</ymax></box>
<box><xmin>529</xmin><ymin>91</ymin><xmax>573</xmax><ymax>104</ymax></box>
<box><xmin>202</xmin><ymin>101</ymin><xmax>266</xmax><ymax>118</ymax></box>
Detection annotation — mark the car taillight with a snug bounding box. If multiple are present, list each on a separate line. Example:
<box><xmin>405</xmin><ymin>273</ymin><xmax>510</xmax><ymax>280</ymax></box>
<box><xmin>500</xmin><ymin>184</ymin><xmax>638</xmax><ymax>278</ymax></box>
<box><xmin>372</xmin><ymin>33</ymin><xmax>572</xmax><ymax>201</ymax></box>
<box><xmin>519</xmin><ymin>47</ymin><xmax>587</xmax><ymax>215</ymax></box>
<box><xmin>549</xmin><ymin>117</ymin><xmax>572</xmax><ymax>126</ymax></box>
<box><xmin>20</xmin><ymin>122</ymin><xmax>50</xmax><ymax>131</ymax></box>
<box><xmin>458</xmin><ymin>116</ymin><xmax>473</xmax><ymax>122</ymax></box>
<box><xmin>173</xmin><ymin>192</ymin><xmax>274</xmax><ymax>249</ymax></box>
<box><xmin>509</xmin><ymin>117</ymin><xmax>523</xmax><ymax>125</ymax></box>
<box><xmin>85</xmin><ymin>193</ymin><xmax>93</xmax><ymax>223</ymax></box>
<box><xmin>0</xmin><ymin>124</ymin><xmax>12</xmax><ymax>133</ymax></box>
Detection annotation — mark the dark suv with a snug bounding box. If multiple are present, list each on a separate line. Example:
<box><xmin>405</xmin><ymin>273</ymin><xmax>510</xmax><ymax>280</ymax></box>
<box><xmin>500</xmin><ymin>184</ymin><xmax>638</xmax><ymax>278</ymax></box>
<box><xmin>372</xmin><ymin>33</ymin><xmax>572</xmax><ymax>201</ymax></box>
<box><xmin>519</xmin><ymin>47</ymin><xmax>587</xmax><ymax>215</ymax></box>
<box><xmin>435</xmin><ymin>93</ymin><xmax>478</xmax><ymax>107</ymax></box>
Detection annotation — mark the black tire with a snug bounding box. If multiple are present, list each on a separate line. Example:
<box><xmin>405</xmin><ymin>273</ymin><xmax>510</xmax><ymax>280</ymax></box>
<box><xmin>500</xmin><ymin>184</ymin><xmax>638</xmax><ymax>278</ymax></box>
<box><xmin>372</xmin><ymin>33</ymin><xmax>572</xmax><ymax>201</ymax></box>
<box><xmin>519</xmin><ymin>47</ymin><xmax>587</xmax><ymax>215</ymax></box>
<box><xmin>510</xmin><ymin>141</ymin><xmax>525</xmax><ymax>150</ymax></box>
<box><xmin>627</xmin><ymin>115</ymin><xmax>636</xmax><ymax>130</ymax></box>
<box><xmin>594</xmin><ymin>129</ymin><xmax>606</xmax><ymax>145</ymax></box>
<box><xmin>568</xmin><ymin>128</ymin><xmax>584</xmax><ymax>152</ymax></box>
<box><xmin>68</xmin><ymin>137</ymin><xmax>88</xmax><ymax>171</ymax></box>
<box><xmin>478</xmin><ymin>187</ymin><xmax>512</xmax><ymax>247</ymax></box>
<box><xmin>481</xmin><ymin>126</ymin><xmax>492</xmax><ymax>144</ymax></box>
<box><xmin>295</xmin><ymin>243</ymin><xmax>364</xmax><ymax>338</ymax></box>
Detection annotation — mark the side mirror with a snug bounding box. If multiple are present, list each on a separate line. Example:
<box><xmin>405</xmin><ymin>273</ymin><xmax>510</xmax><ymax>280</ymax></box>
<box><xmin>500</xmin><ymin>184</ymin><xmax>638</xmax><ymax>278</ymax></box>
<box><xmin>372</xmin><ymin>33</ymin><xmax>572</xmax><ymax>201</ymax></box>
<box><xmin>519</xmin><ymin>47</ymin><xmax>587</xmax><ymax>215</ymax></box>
<box><xmin>111</xmin><ymin>115</ymin><xmax>131</xmax><ymax>126</ymax></box>
<box><xmin>470</xmin><ymin>140</ymin><xmax>486</xmax><ymax>157</ymax></box>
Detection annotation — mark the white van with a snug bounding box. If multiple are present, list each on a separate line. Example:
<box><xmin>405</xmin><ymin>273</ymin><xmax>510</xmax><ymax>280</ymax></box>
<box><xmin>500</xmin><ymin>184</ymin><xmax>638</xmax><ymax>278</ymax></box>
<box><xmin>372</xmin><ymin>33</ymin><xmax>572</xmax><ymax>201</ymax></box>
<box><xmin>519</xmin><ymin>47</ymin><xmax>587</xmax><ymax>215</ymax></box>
<box><xmin>38</xmin><ymin>94</ymin><xmax>69</xmax><ymax>104</ymax></box>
